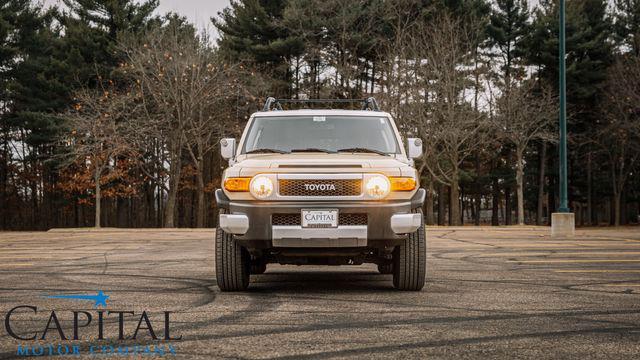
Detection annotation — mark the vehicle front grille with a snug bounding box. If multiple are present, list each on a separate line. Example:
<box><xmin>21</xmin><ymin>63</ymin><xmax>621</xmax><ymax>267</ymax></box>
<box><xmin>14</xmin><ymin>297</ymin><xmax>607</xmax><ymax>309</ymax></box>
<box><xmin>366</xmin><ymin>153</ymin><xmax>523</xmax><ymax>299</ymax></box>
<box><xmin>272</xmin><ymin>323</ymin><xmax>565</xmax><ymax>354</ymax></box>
<box><xmin>278</xmin><ymin>179</ymin><xmax>362</xmax><ymax>197</ymax></box>
<box><xmin>338</xmin><ymin>213</ymin><xmax>368</xmax><ymax>226</ymax></box>
<box><xmin>272</xmin><ymin>213</ymin><xmax>367</xmax><ymax>226</ymax></box>
<box><xmin>272</xmin><ymin>214</ymin><xmax>302</xmax><ymax>226</ymax></box>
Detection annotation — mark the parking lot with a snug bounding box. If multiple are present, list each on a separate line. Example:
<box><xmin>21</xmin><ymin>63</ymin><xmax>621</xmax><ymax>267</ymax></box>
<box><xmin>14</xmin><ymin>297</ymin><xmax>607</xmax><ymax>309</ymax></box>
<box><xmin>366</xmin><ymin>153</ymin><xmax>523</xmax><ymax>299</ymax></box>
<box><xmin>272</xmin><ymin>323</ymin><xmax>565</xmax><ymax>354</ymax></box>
<box><xmin>0</xmin><ymin>227</ymin><xmax>639</xmax><ymax>359</ymax></box>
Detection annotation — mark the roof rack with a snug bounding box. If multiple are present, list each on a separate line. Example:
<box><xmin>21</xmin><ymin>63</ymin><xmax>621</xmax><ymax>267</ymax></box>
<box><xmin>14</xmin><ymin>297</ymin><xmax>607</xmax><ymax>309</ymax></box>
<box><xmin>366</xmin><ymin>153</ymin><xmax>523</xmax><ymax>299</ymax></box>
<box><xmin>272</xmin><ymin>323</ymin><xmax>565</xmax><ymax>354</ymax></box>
<box><xmin>262</xmin><ymin>97</ymin><xmax>380</xmax><ymax>112</ymax></box>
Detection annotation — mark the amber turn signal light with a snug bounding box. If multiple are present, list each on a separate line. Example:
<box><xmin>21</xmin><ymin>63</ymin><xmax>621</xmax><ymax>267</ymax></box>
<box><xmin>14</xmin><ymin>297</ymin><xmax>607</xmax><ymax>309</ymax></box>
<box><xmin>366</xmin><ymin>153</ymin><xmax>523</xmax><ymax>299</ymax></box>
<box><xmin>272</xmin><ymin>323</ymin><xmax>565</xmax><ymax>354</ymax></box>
<box><xmin>390</xmin><ymin>177</ymin><xmax>416</xmax><ymax>191</ymax></box>
<box><xmin>224</xmin><ymin>177</ymin><xmax>251</xmax><ymax>192</ymax></box>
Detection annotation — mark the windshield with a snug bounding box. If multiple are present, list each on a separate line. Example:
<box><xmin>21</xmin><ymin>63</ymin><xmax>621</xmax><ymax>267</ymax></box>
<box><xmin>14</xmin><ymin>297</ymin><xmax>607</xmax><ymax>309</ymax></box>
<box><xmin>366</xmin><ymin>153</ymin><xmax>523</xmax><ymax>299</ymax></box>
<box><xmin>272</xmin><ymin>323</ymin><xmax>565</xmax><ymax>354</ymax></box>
<box><xmin>241</xmin><ymin>115</ymin><xmax>400</xmax><ymax>154</ymax></box>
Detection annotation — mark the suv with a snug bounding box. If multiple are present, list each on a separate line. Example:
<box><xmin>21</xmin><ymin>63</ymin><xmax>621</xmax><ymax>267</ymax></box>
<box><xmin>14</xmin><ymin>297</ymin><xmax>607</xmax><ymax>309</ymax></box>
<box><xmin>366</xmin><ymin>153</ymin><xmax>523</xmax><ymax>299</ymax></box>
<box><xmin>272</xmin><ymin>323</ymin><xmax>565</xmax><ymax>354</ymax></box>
<box><xmin>215</xmin><ymin>98</ymin><xmax>426</xmax><ymax>291</ymax></box>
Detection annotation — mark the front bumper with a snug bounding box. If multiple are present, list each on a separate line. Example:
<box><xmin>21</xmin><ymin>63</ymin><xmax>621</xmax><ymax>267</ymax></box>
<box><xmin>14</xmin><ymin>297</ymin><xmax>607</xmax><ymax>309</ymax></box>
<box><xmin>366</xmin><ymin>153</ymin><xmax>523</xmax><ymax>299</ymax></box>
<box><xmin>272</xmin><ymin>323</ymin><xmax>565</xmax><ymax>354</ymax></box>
<box><xmin>216</xmin><ymin>189</ymin><xmax>425</xmax><ymax>248</ymax></box>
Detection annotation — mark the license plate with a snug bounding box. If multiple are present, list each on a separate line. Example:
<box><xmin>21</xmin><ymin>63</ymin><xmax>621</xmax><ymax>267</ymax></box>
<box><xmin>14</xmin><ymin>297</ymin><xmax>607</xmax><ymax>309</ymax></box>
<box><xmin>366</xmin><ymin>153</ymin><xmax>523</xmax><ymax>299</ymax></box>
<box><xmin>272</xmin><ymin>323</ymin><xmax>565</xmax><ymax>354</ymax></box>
<box><xmin>301</xmin><ymin>209</ymin><xmax>338</xmax><ymax>228</ymax></box>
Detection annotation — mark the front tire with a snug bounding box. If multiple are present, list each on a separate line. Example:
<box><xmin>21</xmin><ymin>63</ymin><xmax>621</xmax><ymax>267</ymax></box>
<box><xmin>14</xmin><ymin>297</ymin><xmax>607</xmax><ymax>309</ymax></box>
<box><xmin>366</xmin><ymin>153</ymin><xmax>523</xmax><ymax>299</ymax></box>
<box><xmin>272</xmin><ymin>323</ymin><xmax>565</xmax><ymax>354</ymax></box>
<box><xmin>215</xmin><ymin>210</ymin><xmax>250</xmax><ymax>291</ymax></box>
<box><xmin>392</xmin><ymin>209</ymin><xmax>426</xmax><ymax>291</ymax></box>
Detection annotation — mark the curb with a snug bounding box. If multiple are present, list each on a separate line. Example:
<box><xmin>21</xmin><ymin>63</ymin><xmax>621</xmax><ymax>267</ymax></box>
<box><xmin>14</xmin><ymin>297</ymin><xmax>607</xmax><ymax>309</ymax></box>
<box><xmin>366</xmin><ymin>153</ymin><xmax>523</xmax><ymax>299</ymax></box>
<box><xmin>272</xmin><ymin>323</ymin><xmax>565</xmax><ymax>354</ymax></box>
<box><xmin>47</xmin><ymin>228</ymin><xmax>215</xmax><ymax>233</ymax></box>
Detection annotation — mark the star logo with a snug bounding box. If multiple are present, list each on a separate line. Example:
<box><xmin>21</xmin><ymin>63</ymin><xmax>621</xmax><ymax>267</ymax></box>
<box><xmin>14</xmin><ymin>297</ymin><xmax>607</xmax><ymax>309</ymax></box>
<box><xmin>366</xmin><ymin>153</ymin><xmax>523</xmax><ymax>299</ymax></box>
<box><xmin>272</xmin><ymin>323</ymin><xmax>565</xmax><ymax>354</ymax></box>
<box><xmin>45</xmin><ymin>290</ymin><xmax>109</xmax><ymax>308</ymax></box>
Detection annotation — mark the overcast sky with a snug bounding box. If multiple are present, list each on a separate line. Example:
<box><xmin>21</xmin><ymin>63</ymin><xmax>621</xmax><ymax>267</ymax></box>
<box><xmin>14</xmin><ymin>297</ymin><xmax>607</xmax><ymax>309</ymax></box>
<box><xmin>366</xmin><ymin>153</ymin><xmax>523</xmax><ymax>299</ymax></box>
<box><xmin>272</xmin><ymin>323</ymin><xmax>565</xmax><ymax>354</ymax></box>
<box><xmin>154</xmin><ymin>0</ymin><xmax>229</xmax><ymax>32</ymax></box>
<box><xmin>41</xmin><ymin>0</ymin><xmax>547</xmax><ymax>39</ymax></box>
<box><xmin>42</xmin><ymin>0</ymin><xmax>230</xmax><ymax>36</ymax></box>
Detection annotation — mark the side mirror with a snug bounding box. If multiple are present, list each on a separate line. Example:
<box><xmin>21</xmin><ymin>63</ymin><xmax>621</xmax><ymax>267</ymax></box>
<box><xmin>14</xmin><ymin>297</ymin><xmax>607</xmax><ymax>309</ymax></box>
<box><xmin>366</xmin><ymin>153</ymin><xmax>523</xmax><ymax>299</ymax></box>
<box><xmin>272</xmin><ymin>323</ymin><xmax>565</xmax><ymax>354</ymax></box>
<box><xmin>407</xmin><ymin>138</ymin><xmax>423</xmax><ymax>159</ymax></box>
<box><xmin>220</xmin><ymin>138</ymin><xmax>236</xmax><ymax>160</ymax></box>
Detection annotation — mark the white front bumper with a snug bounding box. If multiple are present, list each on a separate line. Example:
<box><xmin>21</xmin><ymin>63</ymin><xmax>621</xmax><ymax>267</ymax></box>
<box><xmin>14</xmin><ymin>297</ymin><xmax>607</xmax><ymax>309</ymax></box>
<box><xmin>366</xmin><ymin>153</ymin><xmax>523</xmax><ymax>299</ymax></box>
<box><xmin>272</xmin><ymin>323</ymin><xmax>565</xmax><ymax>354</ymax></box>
<box><xmin>272</xmin><ymin>225</ymin><xmax>367</xmax><ymax>247</ymax></box>
<box><xmin>218</xmin><ymin>211</ymin><xmax>421</xmax><ymax>246</ymax></box>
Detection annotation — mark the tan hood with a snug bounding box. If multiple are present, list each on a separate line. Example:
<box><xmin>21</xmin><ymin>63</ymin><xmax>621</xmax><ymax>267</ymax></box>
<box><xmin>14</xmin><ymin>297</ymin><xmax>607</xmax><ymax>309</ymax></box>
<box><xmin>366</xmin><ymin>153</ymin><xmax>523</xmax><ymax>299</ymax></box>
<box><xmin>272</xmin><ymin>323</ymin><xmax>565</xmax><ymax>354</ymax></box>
<box><xmin>239</xmin><ymin>153</ymin><xmax>406</xmax><ymax>167</ymax></box>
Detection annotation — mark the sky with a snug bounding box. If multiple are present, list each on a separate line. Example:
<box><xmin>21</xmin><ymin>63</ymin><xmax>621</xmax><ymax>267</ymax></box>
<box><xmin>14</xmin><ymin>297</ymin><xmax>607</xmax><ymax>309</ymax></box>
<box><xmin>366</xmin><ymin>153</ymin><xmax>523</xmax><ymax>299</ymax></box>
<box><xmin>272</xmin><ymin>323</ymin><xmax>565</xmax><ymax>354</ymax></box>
<box><xmin>154</xmin><ymin>0</ymin><xmax>230</xmax><ymax>32</ymax></box>
<box><xmin>42</xmin><ymin>0</ymin><xmax>231</xmax><ymax>37</ymax></box>
<box><xmin>41</xmin><ymin>0</ymin><xmax>546</xmax><ymax>36</ymax></box>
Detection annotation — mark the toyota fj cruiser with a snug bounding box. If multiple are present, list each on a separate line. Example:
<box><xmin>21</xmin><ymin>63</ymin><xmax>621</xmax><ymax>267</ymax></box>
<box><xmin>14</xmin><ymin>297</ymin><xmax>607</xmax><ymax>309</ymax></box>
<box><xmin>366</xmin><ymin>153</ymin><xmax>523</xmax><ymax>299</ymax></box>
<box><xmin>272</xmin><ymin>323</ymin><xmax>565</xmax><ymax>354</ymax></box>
<box><xmin>215</xmin><ymin>98</ymin><xmax>426</xmax><ymax>291</ymax></box>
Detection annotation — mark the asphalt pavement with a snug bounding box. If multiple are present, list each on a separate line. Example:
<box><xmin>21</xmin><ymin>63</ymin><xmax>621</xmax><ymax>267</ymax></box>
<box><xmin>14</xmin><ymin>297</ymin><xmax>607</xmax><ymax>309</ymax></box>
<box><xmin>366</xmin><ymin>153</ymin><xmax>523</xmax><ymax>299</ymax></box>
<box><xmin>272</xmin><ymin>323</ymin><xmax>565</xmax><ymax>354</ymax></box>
<box><xmin>0</xmin><ymin>227</ymin><xmax>639</xmax><ymax>359</ymax></box>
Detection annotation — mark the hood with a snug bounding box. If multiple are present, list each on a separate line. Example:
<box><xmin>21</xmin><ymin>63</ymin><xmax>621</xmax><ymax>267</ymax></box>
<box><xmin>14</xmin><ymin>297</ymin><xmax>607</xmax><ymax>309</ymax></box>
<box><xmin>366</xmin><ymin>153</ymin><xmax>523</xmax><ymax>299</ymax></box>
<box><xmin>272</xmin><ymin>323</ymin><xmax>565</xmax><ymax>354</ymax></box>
<box><xmin>234</xmin><ymin>153</ymin><xmax>410</xmax><ymax>170</ymax></box>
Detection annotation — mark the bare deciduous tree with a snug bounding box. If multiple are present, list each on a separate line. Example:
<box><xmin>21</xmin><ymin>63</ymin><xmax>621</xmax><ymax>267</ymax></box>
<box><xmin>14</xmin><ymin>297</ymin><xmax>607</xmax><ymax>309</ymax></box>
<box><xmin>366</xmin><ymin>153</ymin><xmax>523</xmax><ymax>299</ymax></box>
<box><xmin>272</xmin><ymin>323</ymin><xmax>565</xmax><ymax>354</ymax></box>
<box><xmin>182</xmin><ymin>57</ymin><xmax>246</xmax><ymax>228</ymax></box>
<box><xmin>416</xmin><ymin>13</ymin><xmax>487</xmax><ymax>226</ymax></box>
<box><xmin>123</xmin><ymin>19</ymin><xmax>235</xmax><ymax>227</ymax></box>
<box><xmin>61</xmin><ymin>86</ymin><xmax>139</xmax><ymax>228</ymax></box>
<box><xmin>378</xmin><ymin>10</ymin><xmax>490</xmax><ymax>226</ymax></box>
<box><xmin>596</xmin><ymin>55</ymin><xmax>640</xmax><ymax>226</ymax></box>
<box><xmin>494</xmin><ymin>82</ymin><xmax>556</xmax><ymax>225</ymax></box>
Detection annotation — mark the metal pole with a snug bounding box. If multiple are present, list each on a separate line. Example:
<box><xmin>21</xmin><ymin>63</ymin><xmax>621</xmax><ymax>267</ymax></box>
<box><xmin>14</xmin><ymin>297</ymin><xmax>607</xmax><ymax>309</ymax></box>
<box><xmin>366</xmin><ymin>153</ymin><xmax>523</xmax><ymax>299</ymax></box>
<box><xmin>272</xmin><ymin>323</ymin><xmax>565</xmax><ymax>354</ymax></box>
<box><xmin>558</xmin><ymin>0</ymin><xmax>569</xmax><ymax>213</ymax></box>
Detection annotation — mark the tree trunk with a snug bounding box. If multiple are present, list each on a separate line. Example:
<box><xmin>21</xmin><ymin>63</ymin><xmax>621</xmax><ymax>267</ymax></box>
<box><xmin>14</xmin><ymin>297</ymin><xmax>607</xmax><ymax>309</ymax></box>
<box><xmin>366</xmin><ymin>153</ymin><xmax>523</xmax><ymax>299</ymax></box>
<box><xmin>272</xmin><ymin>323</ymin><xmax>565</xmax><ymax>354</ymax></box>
<box><xmin>460</xmin><ymin>185</ymin><xmax>465</xmax><ymax>225</ymax></box>
<box><xmin>157</xmin><ymin>183</ymin><xmax>163</xmax><ymax>227</ymax></box>
<box><xmin>117</xmin><ymin>197</ymin><xmax>127</xmax><ymax>227</ymax></box>
<box><xmin>621</xmin><ymin>189</ymin><xmax>628</xmax><ymax>225</ymax></box>
<box><xmin>450</xmin><ymin>180</ymin><xmax>461</xmax><ymax>226</ymax></box>
<box><xmin>0</xmin><ymin>130</ymin><xmax>7</xmax><ymax>229</ymax></box>
<box><xmin>425</xmin><ymin>180</ymin><xmax>434</xmax><ymax>225</ymax></box>
<box><xmin>195</xmin><ymin>162</ymin><xmax>205</xmax><ymax>228</ymax></box>
<box><xmin>370</xmin><ymin>61</ymin><xmax>375</xmax><ymax>93</ymax></box>
<box><xmin>548</xmin><ymin>172</ymin><xmax>556</xmax><ymax>221</ymax></box>
<box><xmin>31</xmin><ymin>173</ymin><xmax>38</xmax><ymax>228</ymax></box>
<box><xmin>472</xmin><ymin>153</ymin><xmax>481</xmax><ymax>225</ymax></box>
<box><xmin>94</xmin><ymin>167</ymin><xmax>101</xmax><ymax>229</ymax></box>
<box><xmin>516</xmin><ymin>150</ymin><xmax>525</xmax><ymax>225</ymax></box>
<box><xmin>613</xmin><ymin>191</ymin><xmax>621</xmax><ymax>226</ymax></box>
<box><xmin>437</xmin><ymin>183</ymin><xmax>445</xmax><ymax>226</ymax></box>
<box><xmin>492</xmin><ymin>178</ymin><xmax>500</xmax><ymax>226</ymax></box>
<box><xmin>474</xmin><ymin>195</ymin><xmax>481</xmax><ymax>225</ymax></box>
<box><xmin>165</xmin><ymin>179</ymin><xmax>178</xmax><ymax>228</ymax></box>
<box><xmin>608</xmin><ymin>196</ymin><xmax>614</xmax><ymax>226</ymax></box>
<box><xmin>164</xmin><ymin>141</ymin><xmax>182</xmax><ymax>228</ymax></box>
<box><xmin>505</xmin><ymin>186</ymin><xmax>512</xmax><ymax>225</ymax></box>
<box><xmin>586</xmin><ymin>151</ymin><xmax>592</xmax><ymax>226</ymax></box>
<box><xmin>537</xmin><ymin>142</ymin><xmax>547</xmax><ymax>225</ymax></box>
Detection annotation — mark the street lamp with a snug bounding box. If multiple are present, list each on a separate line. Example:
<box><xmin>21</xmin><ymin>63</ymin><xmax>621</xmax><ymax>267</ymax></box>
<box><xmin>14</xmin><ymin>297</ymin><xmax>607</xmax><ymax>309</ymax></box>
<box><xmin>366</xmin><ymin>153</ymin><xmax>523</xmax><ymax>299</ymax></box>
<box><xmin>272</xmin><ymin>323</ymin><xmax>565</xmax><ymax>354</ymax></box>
<box><xmin>552</xmin><ymin>0</ymin><xmax>575</xmax><ymax>236</ymax></box>
<box><xmin>558</xmin><ymin>0</ymin><xmax>569</xmax><ymax>213</ymax></box>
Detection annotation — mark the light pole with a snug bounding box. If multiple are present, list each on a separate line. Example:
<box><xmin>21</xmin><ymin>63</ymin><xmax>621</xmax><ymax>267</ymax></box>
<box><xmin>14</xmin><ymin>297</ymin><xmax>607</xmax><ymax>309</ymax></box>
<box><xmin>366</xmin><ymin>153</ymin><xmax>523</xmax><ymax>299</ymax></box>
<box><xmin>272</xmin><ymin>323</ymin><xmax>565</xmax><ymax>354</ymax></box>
<box><xmin>558</xmin><ymin>0</ymin><xmax>569</xmax><ymax>213</ymax></box>
<box><xmin>552</xmin><ymin>0</ymin><xmax>575</xmax><ymax>236</ymax></box>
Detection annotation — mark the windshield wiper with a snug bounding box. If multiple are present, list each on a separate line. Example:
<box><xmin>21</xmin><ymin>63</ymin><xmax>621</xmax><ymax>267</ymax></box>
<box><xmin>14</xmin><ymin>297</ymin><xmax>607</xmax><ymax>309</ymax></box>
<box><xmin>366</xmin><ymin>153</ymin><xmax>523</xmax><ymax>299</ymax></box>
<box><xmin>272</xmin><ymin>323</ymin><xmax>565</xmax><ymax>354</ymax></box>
<box><xmin>290</xmin><ymin>148</ymin><xmax>336</xmax><ymax>153</ymax></box>
<box><xmin>245</xmin><ymin>148</ymin><xmax>289</xmax><ymax>154</ymax></box>
<box><xmin>337</xmin><ymin>147</ymin><xmax>388</xmax><ymax>156</ymax></box>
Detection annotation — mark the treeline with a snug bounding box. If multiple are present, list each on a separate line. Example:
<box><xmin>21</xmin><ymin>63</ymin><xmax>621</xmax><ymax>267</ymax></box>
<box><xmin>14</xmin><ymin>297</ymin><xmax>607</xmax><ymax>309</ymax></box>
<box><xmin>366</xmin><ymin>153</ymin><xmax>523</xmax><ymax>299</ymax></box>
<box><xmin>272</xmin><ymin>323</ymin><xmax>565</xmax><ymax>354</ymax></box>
<box><xmin>1</xmin><ymin>0</ymin><xmax>639</xmax><ymax>229</ymax></box>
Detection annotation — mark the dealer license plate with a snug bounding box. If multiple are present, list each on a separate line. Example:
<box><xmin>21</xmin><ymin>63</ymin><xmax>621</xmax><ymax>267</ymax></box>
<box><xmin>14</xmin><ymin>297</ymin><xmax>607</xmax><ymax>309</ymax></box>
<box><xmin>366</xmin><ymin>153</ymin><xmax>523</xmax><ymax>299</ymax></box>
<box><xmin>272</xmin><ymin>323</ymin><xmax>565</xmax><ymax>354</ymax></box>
<box><xmin>301</xmin><ymin>209</ymin><xmax>338</xmax><ymax>228</ymax></box>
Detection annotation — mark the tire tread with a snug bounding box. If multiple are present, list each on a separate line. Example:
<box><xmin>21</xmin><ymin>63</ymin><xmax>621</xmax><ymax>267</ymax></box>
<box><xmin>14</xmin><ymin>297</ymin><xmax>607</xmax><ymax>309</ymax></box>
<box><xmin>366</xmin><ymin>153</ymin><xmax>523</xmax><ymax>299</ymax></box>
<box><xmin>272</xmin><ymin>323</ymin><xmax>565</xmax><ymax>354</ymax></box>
<box><xmin>215</xmin><ymin>209</ymin><xmax>250</xmax><ymax>291</ymax></box>
<box><xmin>392</xmin><ymin>208</ymin><xmax>426</xmax><ymax>291</ymax></box>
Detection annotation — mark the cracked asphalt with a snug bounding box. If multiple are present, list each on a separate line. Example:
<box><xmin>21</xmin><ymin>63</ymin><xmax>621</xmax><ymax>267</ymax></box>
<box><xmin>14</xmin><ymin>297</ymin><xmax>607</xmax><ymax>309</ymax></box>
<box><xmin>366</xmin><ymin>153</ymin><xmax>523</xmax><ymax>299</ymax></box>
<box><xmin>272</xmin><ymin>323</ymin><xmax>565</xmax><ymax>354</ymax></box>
<box><xmin>0</xmin><ymin>227</ymin><xmax>639</xmax><ymax>359</ymax></box>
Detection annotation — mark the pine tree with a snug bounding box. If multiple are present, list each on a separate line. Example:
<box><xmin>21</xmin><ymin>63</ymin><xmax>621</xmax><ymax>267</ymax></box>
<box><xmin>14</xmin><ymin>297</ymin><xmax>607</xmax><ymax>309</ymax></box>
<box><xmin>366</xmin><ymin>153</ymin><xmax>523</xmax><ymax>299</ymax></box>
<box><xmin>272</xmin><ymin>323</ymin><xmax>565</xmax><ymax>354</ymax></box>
<box><xmin>486</xmin><ymin>0</ymin><xmax>530</xmax><ymax>225</ymax></box>
<box><xmin>525</xmin><ymin>0</ymin><xmax>612</xmax><ymax>109</ymax></box>
<box><xmin>214</xmin><ymin>0</ymin><xmax>304</xmax><ymax>97</ymax></box>
<box><xmin>1</xmin><ymin>0</ymin><xmax>158</xmax><ymax>228</ymax></box>
<box><xmin>1</xmin><ymin>0</ymin><xmax>48</xmax><ymax>227</ymax></box>
<box><xmin>59</xmin><ymin>0</ymin><xmax>159</xmax><ymax>85</ymax></box>
<box><xmin>1</xmin><ymin>0</ymin><xmax>67</xmax><ymax>228</ymax></box>
<box><xmin>487</xmin><ymin>0</ymin><xmax>529</xmax><ymax>90</ymax></box>
<box><xmin>612</xmin><ymin>0</ymin><xmax>640</xmax><ymax>55</ymax></box>
<box><xmin>524</xmin><ymin>0</ymin><xmax>613</xmax><ymax>222</ymax></box>
<box><xmin>7</xmin><ymin>0</ymin><xmax>159</xmax><ymax>147</ymax></box>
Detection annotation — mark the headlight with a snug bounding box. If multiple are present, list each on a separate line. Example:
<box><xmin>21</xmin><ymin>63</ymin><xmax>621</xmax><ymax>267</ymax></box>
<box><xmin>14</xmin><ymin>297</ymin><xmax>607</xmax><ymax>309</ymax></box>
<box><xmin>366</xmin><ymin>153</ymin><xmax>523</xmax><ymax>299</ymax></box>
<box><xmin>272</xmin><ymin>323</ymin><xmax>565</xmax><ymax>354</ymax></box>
<box><xmin>365</xmin><ymin>175</ymin><xmax>390</xmax><ymax>199</ymax></box>
<box><xmin>250</xmin><ymin>176</ymin><xmax>274</xmax><ymax>199</ymax></box>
